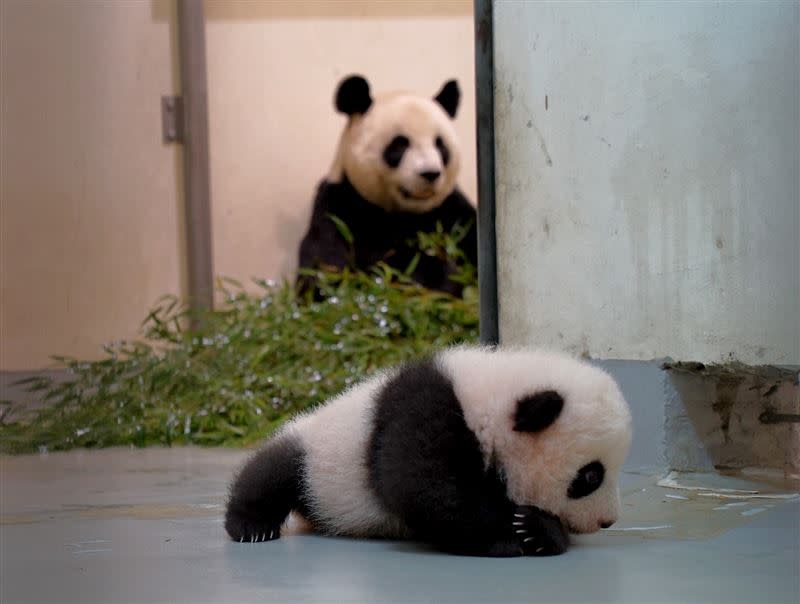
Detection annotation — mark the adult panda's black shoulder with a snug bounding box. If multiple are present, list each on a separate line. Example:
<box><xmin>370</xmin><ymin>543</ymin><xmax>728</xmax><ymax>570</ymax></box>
<box><xmin>224</xmin><ymin>345</ymin><xmax>633</xmax><ymax>557</ymax></box>
<box><xmin>296</xmin><ymin>75</ymin><xmax>477</xmax><ymax>297</ymax></box>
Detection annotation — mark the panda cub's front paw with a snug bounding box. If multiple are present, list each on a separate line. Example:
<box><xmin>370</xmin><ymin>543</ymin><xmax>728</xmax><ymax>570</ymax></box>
<box><xmin>512</xmin><ymin>505</ymin><xmax>569</xmax><ymax>556</ymax></box>
<box><xmin>225</xmin><ymin>510</ymin><xmax>281</xmax><ymax>544</ymax></box>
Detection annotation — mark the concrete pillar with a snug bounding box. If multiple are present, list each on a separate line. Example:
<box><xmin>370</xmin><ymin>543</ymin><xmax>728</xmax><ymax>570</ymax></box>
<box><xmin>493</xmin><ymin>1</ymin><xmax>799</xmax><ymax>366</ymax></box>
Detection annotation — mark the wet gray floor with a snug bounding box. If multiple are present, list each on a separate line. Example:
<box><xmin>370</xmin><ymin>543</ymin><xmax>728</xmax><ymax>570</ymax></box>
<box><xmin>1</xmin><ymin>446</ymin><xmax>798</xmax><ymax>604</ymax></box>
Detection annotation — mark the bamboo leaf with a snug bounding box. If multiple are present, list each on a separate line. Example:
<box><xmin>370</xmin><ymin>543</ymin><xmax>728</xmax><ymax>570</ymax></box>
<box><xmin>326</xmin><ymin>213</ymin><xmax>354</xmax><ymax>246</ymax></box>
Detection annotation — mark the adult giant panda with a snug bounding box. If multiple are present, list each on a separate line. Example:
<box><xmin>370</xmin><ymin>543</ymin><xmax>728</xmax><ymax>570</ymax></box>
<box><xmin>224</xmin><ymin>345</ymin><xmax>633</xmax><ymax>557</ymax></box>
<box><xmin>297</xmin><ymin>75</ymin><xmax>477</xmax><ymax>297</ymax></box>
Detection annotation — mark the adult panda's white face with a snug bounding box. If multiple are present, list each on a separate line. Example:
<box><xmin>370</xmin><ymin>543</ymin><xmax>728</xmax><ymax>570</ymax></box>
<box><xmin>330</xmin><ymin>75</ymin><xmax>462</xmax><ymax>214</ymax></box>
<box><xmin>442</xmin><ymin>347</ymin><xmax>634</xmax><ymax>535</ymax></box>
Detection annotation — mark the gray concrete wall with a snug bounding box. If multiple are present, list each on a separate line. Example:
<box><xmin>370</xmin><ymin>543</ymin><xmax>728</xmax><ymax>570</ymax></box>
<box><xmin>597</xmin><ymin>360</ymin><xmax>799</xmax><ymax>475</ymax></box>
<box><xmin>593</xmin><ymin>360</ymin><xmax>666</xmax><ymax>472</ymax></box>
<box><xmin>493</xmin><ymin>1</ymin><xmax>800</xmax><ymax>365</ymax></box>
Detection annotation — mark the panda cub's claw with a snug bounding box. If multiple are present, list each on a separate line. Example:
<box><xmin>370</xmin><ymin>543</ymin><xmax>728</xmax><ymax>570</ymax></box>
<box><xmin>236</xmin><ymin>526</ymin><xmax>280</xmax><ymax>544</ymax></box>
<box><xmin>225</xmin><ymin>513</ymin><xmax>281</xmax><ymax>544</ymax></box>
<box><xmin>512</xmin><ymin>505</ymin><xmax>569</xmax><ymax>556</ymax></box>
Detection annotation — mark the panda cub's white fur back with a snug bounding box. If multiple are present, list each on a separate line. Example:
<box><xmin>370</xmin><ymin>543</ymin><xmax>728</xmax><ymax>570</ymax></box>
<box><xmin>284</xmin><ymin>367</ymin><xmax>407</xmax><ymax>538</ymax></box>
<box><xmin>225</xmin><ymin>345</ymin><xmax>632</xmax><ymax>556</ymax></box>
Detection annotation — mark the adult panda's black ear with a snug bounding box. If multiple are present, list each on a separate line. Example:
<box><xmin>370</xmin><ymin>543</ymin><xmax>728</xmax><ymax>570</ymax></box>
<box><xmin>513</xmin><ymin>391</ymin><xmax>564</xmax><ymax>433</ymax></box>
<box><xmin>335</xmin><ymin>75</ymin><xmax>372</xmax><ymax>116</ymax></box>
<box><xmin>434</xmin><ymin>79</ymin><xmax>460</xmax><ymax>118</ymax></box>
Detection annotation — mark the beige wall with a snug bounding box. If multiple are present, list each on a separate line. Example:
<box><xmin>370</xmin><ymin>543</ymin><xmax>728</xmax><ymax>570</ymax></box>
<box><xmin>1</xmin><ymin>0</ymin><xmax>184</xmax><ymax>371</ymax></box>
<box><xmin>0</xmin><ymin>0</ymin><xmax>476</xmax><ymax>370</ymax></box>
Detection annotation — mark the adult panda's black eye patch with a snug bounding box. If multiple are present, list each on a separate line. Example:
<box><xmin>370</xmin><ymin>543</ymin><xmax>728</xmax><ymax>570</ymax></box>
<box><xmin>568</xmin><ymin>461</ymin><xmax>605</xmax><ymax>499</ymax></box>
<box><xmin>383</xmin><ymin>135</ymin><xmax>410</xmax><ymax>168</ymax></box>
<box><xmin>436</xmin><ymin>136</ymin><xmax>450</xmax><ymax>166</ymax></box>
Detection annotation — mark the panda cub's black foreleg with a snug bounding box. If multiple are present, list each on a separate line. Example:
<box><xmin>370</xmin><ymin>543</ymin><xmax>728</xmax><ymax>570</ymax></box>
<box><xmin>368</xmin><ymin>358</ymin><xmax>570</xmax><ymax>557</ymax></box>
<box><xmin>387</xmin><ymin>469</ymin><xmax>568</xmax><ymax>558</ymax></box>
<box><xmin>224</xmin><ymin>434</ymin><xmax>306</xmax><ymax>543</ymax></box>
<box><xmin>511</xmin><ymin>505</ymin><xmax>569</xmax><ymax>556</ymax></box>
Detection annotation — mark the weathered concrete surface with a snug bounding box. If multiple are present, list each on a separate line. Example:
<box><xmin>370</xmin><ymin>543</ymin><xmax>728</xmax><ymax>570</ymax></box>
<box><xmin>1</xmin><ymin>447</ymin><xmax>798</xmax><ymax>604</ymax></box>
<box><xmin>493</xmin><ymin>2</ymin><xmax>800</xmax><ymax>365</ymax></box>
<box><xmin>664</xmin><ymin>362</ymin><xmax>800</xmax><ymax>475</ymax></box>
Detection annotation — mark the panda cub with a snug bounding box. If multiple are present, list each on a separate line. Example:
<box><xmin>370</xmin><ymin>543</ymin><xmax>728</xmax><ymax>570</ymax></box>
<box><xmin>297</xmin><ymin>75</ymin><xmax>477</xmax><ymax>297</ymax></box>
<box><xmin>225</xmin><ymin>346</ymin><xmax>633</xmax><ymax>557</ymax></box>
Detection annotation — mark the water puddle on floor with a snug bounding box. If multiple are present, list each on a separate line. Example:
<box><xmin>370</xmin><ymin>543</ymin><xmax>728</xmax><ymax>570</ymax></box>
<box><xmin>606</xmin><ymin>470</ymin><xmax>800</xmax><ymax>540</ymax></box>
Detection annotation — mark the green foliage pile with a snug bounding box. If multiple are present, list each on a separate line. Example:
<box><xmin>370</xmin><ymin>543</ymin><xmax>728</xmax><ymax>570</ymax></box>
<box><xmin>0</xmin><ymin>224</ymin><xmax>478</xmax><ymax>454</ymax></box>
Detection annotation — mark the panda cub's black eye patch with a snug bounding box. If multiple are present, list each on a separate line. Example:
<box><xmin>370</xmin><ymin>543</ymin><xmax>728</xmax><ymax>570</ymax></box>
<box><xmin>568</xmin><ymin>461</ymin><xmax>605</xmax><ymax>499</ymax></box>
<box><xmin>435</xmin><ymin>136</ymin><xmax>450</xmax><ymax>166</ymax></box>
<box><xmin>383</xmin><ymin>135</ymin><xmax>410</xmax><ymax>168</ymax></box>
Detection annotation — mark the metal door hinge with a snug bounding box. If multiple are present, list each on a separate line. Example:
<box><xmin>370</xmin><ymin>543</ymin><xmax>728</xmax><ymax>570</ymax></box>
<box><xmin>161</xmin><ymin>96</ymin><xmax>184</xmax><ymax>143</ymax></box>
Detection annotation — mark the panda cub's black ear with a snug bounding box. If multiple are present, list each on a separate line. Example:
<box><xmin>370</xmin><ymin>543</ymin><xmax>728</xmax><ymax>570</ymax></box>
<box><xmin>335</xmin><ymin>75</ymin><xmax>372</xmax><ymax>116</ymax></box>
<box><xmin>513</xmin><ymin>390</ymin><xmax>564</xmax><ymax>433</ymax></box>
<box><xmin>434</xmin><ymin>79</ymin><xmax>460</xmax><ymax>118</ymax></box>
